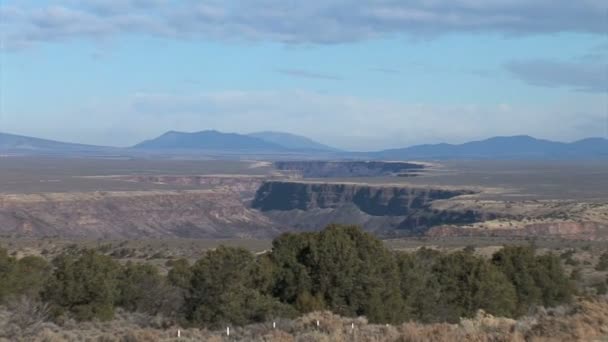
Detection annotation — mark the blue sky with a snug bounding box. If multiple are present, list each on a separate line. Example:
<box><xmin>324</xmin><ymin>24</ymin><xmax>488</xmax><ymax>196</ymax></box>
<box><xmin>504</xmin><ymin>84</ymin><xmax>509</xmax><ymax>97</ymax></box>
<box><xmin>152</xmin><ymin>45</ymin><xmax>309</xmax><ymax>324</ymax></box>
<box><xmin>0</xmin><ymin>0</ymin><xmax>606</xmax><ymax>150</ymax></box>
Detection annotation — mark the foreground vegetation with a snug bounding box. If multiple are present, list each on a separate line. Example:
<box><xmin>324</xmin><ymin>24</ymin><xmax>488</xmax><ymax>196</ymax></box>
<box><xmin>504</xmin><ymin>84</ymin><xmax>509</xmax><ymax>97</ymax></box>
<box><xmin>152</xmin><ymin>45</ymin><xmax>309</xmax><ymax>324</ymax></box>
<box><xmin>0</xmin><ymin>225</ymin><xmax>579</xmax><ymax>336</ymax></box>
<box><xmin>2</xmin><ymin>297</ymin><xmax>607</xmax><ymax>341</ymax></box>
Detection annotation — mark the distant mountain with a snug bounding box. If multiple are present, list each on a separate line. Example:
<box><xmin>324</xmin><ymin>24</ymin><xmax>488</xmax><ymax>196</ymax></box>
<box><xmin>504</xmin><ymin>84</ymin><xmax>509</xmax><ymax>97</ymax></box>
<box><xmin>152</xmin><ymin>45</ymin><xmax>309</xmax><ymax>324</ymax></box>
<box><xmin>0</xmin><ymin>132</ymin><xmax>109</xmax><ymax>154</ymax></box>
<box><xmin>3</xmin><ymin>131</ymin><xmax>607</xmax><ymax>159</ymax></box>
<box><xmin>133</xmin><ymin>130</ymin><xmax>290</xmax><ymax>152</ymax></box>
<box><xmin>248</xmin><ymin>131</ymin><xmax>340</xmax><ymax>152</ymax></box>
<box><xmin>372</xmin><ymin>135</ymin><xmax>608</xmax><ymax>160</ymax></box>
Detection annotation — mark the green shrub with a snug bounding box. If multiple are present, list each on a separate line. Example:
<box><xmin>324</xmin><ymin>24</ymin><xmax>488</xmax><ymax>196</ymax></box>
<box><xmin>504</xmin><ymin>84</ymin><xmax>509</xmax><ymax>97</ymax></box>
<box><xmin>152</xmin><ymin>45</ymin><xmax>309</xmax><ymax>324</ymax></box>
<box><xmin>596</xmin><ymin>252</ymin><xmax>608</xmax><ymax>271</ymax></box>
<box><xmin>187</xmin><ymin>246</ymin><xmax>294</xmax><ymax>328</ymax></box>
<box><xmin>269</xmin><ymin>225</ymin><xmax>405</xmax><ymax>324</ymax></box>
<box><xmin>431</xmin><ymin>251</ymin><xmax>517</xmax><ymax>322</ymax></box>
<box><xmin>396</xmin><ymin>248</ymin><xmax>441</xmax><ymax>322</ymax></box>
<box><xmin>492</xmin><ymin>246</ymin><xmax>574</xmax><ymax>315</ymax></box>
<box><xmin>5</xmin><ymin>225</ymin><xmax>576</xmax><ymax>327</ymax></box>
<box><xmin>569</xmin><ymin>268</ymin><xmax>582</xmax><ymax>281</ymax></box>
<box><xmin>43</xmin><ymin>250</ymin><xmax>120</xmax><ymax>321</ymax></box>
<box><xmin>167</xmin><ymin>258</ymin><xmax>192</xmax><ymax>290</ymax></box>
<box><xmin>0</xmin><ymin>248</ymin><xmax>17</xmax><ymax>301</ymax></box>
<box><xmin>594</xmin><ymin>282</ymin><xmax>607</xmax><ymax>296</ymax></box>
<box><xmin>396</xmin><ymin>248</ymin><xmax>517</xmax><ymax>323</ymax></box>
<box><xmin>0</xmin><ymin>249</ymin><xmax>51</xmax><ymax>302</ymax></box>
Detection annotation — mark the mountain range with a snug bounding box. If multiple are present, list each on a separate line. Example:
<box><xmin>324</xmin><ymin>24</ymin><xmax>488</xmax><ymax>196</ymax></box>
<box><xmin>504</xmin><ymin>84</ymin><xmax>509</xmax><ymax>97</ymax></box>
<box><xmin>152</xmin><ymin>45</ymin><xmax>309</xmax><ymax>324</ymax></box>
<box><xmin>371</xmin><ymin>135</ymin><xmax>608</xmax><ymax>160</ymax></box>
<box><xmin>1</xmin><ymin>131</ymin><xmax>607</xmax><ymax>160</ymax></box>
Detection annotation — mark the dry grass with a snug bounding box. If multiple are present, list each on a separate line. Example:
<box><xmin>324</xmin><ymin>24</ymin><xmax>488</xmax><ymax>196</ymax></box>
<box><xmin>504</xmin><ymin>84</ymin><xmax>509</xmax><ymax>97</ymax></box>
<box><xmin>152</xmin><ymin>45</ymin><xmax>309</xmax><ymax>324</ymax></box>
<box><xmin>1</xmin><ymin>297</ymin><xmax>607</xmax><ymax>342</ymax></box>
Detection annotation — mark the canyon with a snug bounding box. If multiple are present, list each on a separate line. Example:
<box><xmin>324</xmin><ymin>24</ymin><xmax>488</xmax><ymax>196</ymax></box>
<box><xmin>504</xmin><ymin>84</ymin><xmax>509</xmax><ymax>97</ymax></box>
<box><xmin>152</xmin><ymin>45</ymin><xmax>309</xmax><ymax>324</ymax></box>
<box><xmin>0</xmin><ymin>158</ymin><xmax>607</xmax><ymax>240</ymax></box>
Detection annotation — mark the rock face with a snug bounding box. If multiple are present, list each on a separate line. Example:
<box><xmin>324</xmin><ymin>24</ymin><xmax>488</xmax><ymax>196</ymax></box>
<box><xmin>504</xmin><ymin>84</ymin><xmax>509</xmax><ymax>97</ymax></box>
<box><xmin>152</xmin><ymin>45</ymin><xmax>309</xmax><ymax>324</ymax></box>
<box><xmin>252</xmin><ymin>181</ymin><xmax>479</xmax><ymax>235</ymax></box>
<box><xmin>273</xmin><ymin>161</ymin><xmax>425</xmax><ymax>178</ymax></box>
<box><xmin>252</xmin><ymin>181</ymin><xmax>472</xmax><ymax>214</ymax></box>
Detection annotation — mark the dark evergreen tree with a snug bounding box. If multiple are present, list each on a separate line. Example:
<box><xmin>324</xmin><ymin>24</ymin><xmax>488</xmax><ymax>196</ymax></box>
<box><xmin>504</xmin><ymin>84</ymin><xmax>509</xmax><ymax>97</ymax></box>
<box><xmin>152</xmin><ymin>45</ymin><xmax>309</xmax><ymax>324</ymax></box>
<box><xmin>43</xmin><ymin>250</ymin><xmax>120</xmax><ymax>321</ymax></box>
<box><xmin>187</xmin><ymin>246</ymin><xmax>294</xmax><ymax>328</ymax></box>
<box><xmin>270</xmin><ymin>225</ymin><xmax>405</xmax><ymax>323</ymax></box>
<box><xmin>492</xmin><ymin>246</ymin><xmax>574</xmax><ymax>315</ymax></box>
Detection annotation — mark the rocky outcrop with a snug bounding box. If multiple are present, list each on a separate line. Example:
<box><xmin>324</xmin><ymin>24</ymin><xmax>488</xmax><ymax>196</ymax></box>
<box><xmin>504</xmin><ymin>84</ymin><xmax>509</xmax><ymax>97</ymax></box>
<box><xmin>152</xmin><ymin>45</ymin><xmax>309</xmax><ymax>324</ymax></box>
<box><xmin>274</xmin><ymin>161</ymin><xmax>426</xmax><ymax>178</ymax></box>
<box><xmin>252</xmin><ymin>181</ymin><xmax>480</xmax><ymax>235</ymax></box>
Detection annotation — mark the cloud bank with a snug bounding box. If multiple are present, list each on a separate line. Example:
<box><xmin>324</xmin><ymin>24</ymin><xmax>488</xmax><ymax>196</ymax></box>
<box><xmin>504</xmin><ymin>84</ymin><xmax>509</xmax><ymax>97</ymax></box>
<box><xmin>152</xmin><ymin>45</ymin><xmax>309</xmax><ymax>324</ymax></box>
<box><xmin>506</xmin><ymin>59</ymin><xmax>607</xmax><ymax>93</ymax></box>
<box><xmin>1</xmin><ymin>0</ymin><xmax>606</xmax><ymax>49</ymax></box>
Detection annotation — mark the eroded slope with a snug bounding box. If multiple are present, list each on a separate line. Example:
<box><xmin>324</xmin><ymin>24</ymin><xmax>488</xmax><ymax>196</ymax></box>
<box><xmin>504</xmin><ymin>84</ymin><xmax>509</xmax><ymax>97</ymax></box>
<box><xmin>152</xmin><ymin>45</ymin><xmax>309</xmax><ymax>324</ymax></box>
<box><xmin>0</xmin><ymin>175</ymin><xmax>278</xmax><ymax>239</ymax></box>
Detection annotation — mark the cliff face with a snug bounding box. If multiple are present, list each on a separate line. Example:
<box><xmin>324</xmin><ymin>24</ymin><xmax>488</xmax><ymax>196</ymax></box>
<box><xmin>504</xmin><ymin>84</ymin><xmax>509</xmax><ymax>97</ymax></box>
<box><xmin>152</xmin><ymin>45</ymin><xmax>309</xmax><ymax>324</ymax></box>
<box><xmin>252</xmin><ymin>181</ymin><xmax>472</xmax><ymax>214</ymax></box>
<box><xmin>252</xmin><ymin>181</ymin><xmax>479</xmax><ymax>235</ymax></box>
<box><xmin>274</xmin><ymin>161</ymin><xmax>425</xmax><ymax>178</ymax></box>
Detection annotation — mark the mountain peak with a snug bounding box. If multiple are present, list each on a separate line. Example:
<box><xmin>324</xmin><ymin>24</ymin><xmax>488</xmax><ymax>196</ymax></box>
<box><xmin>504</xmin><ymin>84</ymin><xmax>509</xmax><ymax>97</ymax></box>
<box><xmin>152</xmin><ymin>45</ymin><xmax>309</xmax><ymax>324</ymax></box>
<box><xmin>480</xmin><ymin>135</ymin><xmax>539</xmax><ymax>142</ymax></box>
<box><xmin>134</xmin><ymin>130</ymin><xmax>288</xmax><ymax>151</ymax></box>
<box><xmin>134</xmin><ymin>130</ymin><xmax>341</xmax><ymax>153</ymax></box>
<box><xmin>248</xmin><ymin>131</ymin><xmax>340</xmax><ymax>152</ymax></box>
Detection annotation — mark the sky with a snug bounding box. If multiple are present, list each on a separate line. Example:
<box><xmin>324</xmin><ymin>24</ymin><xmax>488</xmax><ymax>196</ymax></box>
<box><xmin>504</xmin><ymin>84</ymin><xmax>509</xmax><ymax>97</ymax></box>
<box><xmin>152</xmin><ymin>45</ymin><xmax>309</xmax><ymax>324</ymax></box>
<box><xmin>0</xmin><ymin>0</ymin><xmax>606</xmax><ymax>151</ymax></box>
